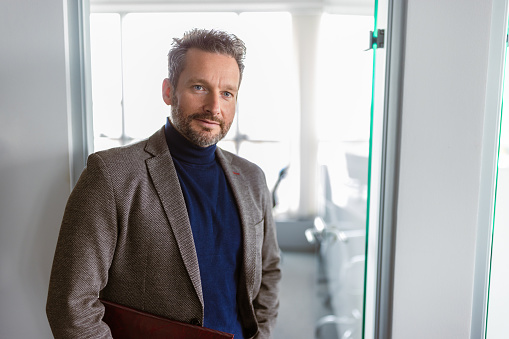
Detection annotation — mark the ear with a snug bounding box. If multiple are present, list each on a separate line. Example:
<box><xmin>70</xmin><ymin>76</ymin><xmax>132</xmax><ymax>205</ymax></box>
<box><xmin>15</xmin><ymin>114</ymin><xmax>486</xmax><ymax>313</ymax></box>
<box><xmin>162</xmin><ymin>78</ymin><xmax>174</xmax><ymax>106</ymax></box>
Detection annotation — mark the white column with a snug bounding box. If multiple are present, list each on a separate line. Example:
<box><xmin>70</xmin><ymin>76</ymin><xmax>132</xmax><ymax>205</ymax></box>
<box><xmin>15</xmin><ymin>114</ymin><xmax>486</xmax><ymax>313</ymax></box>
<box><xmin>292</xmin><ymin>13</ymin><xmax>321</xmax><ymax>218</ymax></box>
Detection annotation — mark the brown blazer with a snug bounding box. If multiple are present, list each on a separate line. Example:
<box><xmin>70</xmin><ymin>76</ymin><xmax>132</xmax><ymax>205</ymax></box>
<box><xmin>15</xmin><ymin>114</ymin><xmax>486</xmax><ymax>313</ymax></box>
<box><xmin>46</xmin><ymin>127</ymin><xmax>281</xmax><ymax>339</ymax></box>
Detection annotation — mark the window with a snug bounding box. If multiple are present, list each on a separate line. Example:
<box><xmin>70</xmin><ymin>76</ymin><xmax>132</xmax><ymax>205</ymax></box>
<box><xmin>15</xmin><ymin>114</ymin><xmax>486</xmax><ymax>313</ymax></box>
<box><xmin>89</xmin><ymin>11</ymin><xmax>298</xmax><ymax>214</ymax></box>
<box><xmin>89</xmin><ymin>8</ymin><xmax>375</xmax><ymax>220</ymax></box>
<box><xmin>316</xmin><ymin>13</ymin><xmax>373</xmax><ymax>212</ymax></box>
<box><xmin>87</xmin><ymin>5</ymin><xmax>384</xmax><ymax>338</ymax></box>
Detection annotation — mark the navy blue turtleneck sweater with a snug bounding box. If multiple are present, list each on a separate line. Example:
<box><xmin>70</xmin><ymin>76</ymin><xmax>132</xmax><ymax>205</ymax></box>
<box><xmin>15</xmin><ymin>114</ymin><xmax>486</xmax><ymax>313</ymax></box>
<box><xmin>164</xmin><ymin>120</ymin><xmax>244</xmax><ymax>338</ymax></box>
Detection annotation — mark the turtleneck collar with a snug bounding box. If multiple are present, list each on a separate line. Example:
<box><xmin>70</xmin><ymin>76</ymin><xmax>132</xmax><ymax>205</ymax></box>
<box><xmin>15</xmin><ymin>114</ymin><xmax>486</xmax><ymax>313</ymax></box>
<box><xmin>164</xmin><ymin>118</ymin><xmax>216</xmax><ymax>165</ymax></box>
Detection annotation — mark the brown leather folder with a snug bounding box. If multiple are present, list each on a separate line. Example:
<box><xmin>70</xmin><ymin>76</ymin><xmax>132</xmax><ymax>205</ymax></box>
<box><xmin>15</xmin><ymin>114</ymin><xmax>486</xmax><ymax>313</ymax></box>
<box><xmin>100</xmin><ymin>299</ymin><xmax>234</xmax><ymax>338</ymax></box>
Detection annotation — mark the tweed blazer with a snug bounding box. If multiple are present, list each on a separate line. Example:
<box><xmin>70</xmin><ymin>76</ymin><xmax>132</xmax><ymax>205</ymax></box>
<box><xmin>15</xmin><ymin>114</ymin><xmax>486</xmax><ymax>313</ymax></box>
<box><xmin>46</xmin><ymin>127</ymin><xmax>281</xmax><ymax>339</ymax></box>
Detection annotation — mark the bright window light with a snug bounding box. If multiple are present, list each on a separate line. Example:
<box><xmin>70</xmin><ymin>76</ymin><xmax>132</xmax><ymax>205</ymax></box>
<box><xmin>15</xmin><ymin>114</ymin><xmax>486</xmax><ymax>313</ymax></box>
<box><xmin>89</xmin><ymin>13</ymin><xmax>123</xmax><ymax>145</ymax></box>
<box><xmin>316</xmin><ymin>14</ymin><xmax>374</xmax><ymax>210</ymax></box>
<box><xmin>89</xmin><ymin>11</ymin><xmax>297</xmax><ymax>213</ymax></box>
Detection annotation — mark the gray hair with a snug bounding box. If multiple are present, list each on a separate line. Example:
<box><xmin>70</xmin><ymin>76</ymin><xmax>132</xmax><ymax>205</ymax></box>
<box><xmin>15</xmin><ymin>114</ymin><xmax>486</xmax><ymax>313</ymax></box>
<box><xmin>167</xmin><ymin>28</ymin><xmax>247</xmax><ymax>90</ymax></box>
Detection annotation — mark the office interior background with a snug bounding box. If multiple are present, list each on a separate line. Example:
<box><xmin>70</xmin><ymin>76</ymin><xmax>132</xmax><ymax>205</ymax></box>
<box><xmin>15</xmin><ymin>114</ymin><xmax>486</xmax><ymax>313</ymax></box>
<box><xmin>1</xmin><ymin>0</ymin><xmax>509</xmax><ymax>338</ymax></box>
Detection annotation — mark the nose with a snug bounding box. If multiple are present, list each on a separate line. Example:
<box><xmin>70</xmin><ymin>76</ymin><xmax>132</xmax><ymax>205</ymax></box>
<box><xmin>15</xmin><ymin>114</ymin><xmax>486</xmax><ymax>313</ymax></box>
<box><xmin>204</xmin><ymin>92</ymin><xmax>221</xmax><ymax>115</ymax></box>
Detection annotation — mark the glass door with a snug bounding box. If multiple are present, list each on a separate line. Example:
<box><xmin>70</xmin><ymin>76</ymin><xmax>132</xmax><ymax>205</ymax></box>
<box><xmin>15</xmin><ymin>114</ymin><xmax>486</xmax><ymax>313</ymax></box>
<box><xmin>486</xmin><ymin>9</ymin><xmax>509</xmax><ymax>337</ymax></box>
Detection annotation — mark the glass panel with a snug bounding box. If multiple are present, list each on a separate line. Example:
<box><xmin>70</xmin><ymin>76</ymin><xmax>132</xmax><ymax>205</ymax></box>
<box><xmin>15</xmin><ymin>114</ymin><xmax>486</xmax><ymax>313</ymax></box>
<box><xmin>311</xmin><ymin>10</ymin><xmax>376</xmax><ymax>339</ymax></box>
<box><xmin>486</xmin><ymin>22</ymin><xmax>509</xmax><ymax>337</ymax></box>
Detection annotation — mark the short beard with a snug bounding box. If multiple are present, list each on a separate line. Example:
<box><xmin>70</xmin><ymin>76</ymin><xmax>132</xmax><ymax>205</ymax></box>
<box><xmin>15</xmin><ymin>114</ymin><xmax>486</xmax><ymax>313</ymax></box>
<box><xmin>170</xmin><ymin>96</ymin><xmax>232</xmax><ymax>147</ymax></box>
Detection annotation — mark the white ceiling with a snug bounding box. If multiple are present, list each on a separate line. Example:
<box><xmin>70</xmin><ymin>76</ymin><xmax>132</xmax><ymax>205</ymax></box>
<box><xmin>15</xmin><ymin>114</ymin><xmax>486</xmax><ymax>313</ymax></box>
<box><xmin>89</xmin><ymin>0</ymin><xmax>374</xmax><ymax>15</ymax></box>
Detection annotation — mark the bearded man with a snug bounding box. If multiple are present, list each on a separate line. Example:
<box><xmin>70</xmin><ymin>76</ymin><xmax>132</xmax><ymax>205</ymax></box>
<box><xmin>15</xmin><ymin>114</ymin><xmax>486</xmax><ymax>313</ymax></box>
<box><xmin>46</xmin><ymin>28</ymin><xmax>281</xmax><ymax>339</ymax></box>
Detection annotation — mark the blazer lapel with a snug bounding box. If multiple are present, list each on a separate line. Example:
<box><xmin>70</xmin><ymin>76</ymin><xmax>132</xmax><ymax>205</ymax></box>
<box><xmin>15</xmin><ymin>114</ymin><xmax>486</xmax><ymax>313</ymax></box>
<box><xmin>216</xmin><ymin>148</ymin><xmax>256</xmax><ymax>299</ymax></box>
<box><xmin>144</xmin><ymin>128</ymin><xmax>204</xmax><ymax>310</ymax></box>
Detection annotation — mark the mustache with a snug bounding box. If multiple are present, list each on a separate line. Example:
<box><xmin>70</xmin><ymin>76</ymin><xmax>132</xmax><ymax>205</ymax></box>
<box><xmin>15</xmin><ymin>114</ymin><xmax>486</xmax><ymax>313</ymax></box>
<box><xmin>189</xmin><ymin>113</ymin><xmax>223</xmax><ymax>125</ymax></box>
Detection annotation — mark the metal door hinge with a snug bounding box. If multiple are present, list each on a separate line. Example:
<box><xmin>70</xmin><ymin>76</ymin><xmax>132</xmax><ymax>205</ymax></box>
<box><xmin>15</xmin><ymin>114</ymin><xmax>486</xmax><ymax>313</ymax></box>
<box><xmin>368</xmin><ymin>29</ymin><xmax>385</xmax><ymax>50</ymax></box>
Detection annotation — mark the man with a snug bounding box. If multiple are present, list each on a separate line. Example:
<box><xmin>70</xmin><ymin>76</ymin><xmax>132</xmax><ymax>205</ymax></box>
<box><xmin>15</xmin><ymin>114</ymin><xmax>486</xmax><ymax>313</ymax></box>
<box><xmin>46</xmin><ymin>29</ymin><xmax>281</xmax><ymax>339</ymax></box>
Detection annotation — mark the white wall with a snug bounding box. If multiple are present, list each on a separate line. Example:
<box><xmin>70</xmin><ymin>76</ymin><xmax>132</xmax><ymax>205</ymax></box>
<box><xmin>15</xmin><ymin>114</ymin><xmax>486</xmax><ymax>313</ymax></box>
<box><xmin>391</xmin><ymin>0</ymin><xmax>494</xmax><ymax>338</ymax></box>
<box><xmin>0</xmin><ymin>0</ymin><xmax>71</xmax><ymax>337</ymax></box>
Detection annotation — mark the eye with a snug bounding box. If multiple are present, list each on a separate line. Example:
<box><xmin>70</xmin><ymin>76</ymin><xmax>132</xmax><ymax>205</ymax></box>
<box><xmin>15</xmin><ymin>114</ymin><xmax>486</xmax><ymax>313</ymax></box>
<box><xmin>193</xmin><ymin>85</ymin><xmax>204</xmax><ymax>91</ymax></box>
<box><xmin>223</xmin><ymin>91</ymin><xmax>234</xmax><ymax>98</ymax></box>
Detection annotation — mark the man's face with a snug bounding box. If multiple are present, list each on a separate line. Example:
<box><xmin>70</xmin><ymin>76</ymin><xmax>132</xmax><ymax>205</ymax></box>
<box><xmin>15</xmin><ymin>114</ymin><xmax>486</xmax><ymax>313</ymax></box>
<box><xmin>162</xmin><ymin>48</ymin><xmax>240</xmax><ymax>147</ymax></box>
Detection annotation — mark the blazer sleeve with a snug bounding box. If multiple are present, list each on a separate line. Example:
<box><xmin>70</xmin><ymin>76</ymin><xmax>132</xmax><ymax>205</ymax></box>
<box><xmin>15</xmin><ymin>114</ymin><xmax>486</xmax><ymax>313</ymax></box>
<box><xmin>252</xmin><ymin>184</ymin><xmax>282</xmax><ymax>339</ymax></box>
<box><xmin>46</xmin><ymin>153</ymin><xmax>116</xmax><ymax>339</ymax></box>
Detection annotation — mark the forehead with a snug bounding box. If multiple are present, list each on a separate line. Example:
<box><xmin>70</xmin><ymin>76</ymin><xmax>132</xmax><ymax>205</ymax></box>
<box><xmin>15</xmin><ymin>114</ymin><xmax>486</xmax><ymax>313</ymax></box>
<box><xmin>178</xmin><ymin>48</ymin><xmax>240</xmax><ymax>88</ymax></box>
